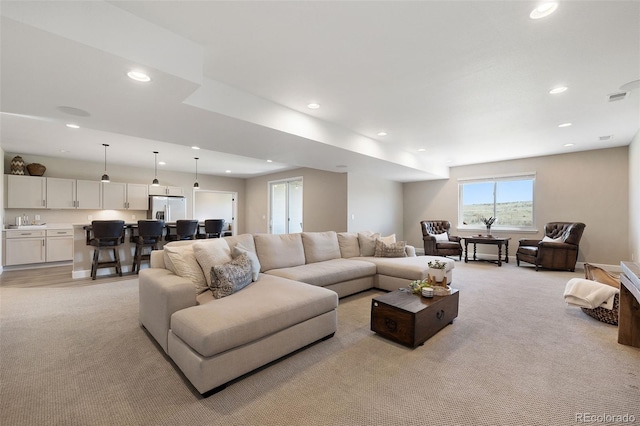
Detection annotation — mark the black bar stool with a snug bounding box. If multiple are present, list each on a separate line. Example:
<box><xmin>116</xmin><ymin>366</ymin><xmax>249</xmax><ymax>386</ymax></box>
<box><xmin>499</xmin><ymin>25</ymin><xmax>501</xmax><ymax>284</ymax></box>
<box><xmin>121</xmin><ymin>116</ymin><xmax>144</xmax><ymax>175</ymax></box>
<box><xmin>165</xmin><ymin>219</ymin><xmax>199</xmax><ymax>242</ymax></box>
<box><xmin>201</xmin><ymin>219</ymin><xmax>225</xmax><ymax>238</ymax></box>
<box><xmin>132</xmin><ymin>220</ymin><xmax>165</xmax><ymax>274</ymax></box>
<box><xmin>89</xmin><ymin>220</ymin><xmax>125</xmax><ymax>280</ymax></box>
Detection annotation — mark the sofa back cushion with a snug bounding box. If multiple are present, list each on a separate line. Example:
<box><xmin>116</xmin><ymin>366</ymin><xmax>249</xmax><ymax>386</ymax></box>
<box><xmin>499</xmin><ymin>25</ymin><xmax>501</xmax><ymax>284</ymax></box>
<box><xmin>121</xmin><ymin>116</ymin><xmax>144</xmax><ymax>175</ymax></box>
<box><xmin>224</xmin><ymin>233</ymin><xmax>256</xmax><ymax>253</ymax></box>
<box><xmin>254</xmin><ymin>233</ymin><xmax>306</xmax><ymax>272</ymax></box>
<box><xmin>358</xmin><ymin>231</ymin><xmax>381</xmax><ymax>256</ymax></box>
<box><xmin>302</xmin><ymin>231</ymin><xmax>341</xmax><ymax>264</ymax></box>
<box><xmin>337</xmin><ymin>232</ymin><xmax>360</xmax><ymax>258</ymax></box>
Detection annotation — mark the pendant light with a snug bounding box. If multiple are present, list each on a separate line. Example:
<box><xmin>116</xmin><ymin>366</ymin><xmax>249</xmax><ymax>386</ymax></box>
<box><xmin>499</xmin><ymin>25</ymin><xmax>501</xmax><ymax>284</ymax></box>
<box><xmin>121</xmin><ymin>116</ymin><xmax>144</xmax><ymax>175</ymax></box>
<box><xmin>152</xmin><ymin>151</ymin><xmax>160</xmax><ymax>186</ymax></box>
<box><xmin>100</xmin><ymin>144</ymin><xmax>110</xmax><ymax>183</ymax></box>
<box><xmin>193</xmin><ymin>157</ymin><xmax>199</xmax><ymax>188</ymax></box>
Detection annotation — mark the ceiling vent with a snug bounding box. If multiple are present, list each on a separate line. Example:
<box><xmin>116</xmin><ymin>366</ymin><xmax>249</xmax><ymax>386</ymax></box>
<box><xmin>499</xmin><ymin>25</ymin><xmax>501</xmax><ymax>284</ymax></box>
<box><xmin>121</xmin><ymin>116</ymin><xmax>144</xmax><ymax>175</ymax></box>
<box><xmin>608</xmin><ymin>92</ymin><xmax>628</xmax><ymax>102</ymax></box>
<box><xmin>599</xmin><ymin>135</ymin><xmax>613</xmax><ymax>141</ymax></box>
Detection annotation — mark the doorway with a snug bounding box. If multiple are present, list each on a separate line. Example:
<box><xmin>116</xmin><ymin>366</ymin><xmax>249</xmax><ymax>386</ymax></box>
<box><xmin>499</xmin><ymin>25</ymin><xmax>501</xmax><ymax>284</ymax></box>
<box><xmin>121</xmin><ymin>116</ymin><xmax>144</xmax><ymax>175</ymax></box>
<box><xmin>193</xmin><ymin>190</ymin><xmax>236</xmax><ymax>235</ymax></box>
<box><xmin>269</xmin><ymin>178</ymin><xmax>302</xmax><ymax>234</ymax></box>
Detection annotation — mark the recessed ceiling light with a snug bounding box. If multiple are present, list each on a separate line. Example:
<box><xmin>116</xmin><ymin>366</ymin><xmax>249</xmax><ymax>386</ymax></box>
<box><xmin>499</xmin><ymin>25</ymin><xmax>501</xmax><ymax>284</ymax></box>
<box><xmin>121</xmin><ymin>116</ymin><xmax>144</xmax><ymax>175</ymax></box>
<box><xmin>225</xmin><ymin>170</ymin><xmax>231</xmax><ymax>173</ymax></box>
<box><xmin>66</xmin><ymin>123</ymin><xmax>80</xmax><ymax>129</ymax></box>
<box><xmin>445</xmin><ymin>160</ymin><xmax>453</xmax><ymax>164</ymax></box>
<box><xmin>60</xmin><ymin>149</ymin><xmax>69</xmax><ymax>153</ymax></box>
<box><xmin>191</xmin><ymin>146</ymin><xmax>200</xmax><ymax>150</ymax></box>
<box><xmin>377</xmin><ymin>132</ymin><xmax>387</xmax><ymax>137</ymax></box>
<box><xmin>563</xmin><ymin>143</ymin><xmax>575</xmax><ymax>147</ymax></box>
<box><xmin>307</xmin><ymin>103</ymin><xmax>320</xmax><ymax>109</ymax></box>
<box><xmin>549</xmin><ymin>86</ymin><xmax>568</xmax><ymax>94</ymax></box>
<box><xmin>336</xmin><ymin>165</ymin><xmax>348</xmax><ymax>169</ymax></box>
<box><xmin>127</xmin><ymin>70</ymin><xmax>151</xmax><ymax>82</ymax></box>
<box><xmin>266</xmin><ymin>159</ymin><xmax>273</xmax><ymax>163</ymax></box>
<box><xmin>417</xmin><ymin>148</ymin><xmax>426</xmax><ymax>152</ymax></box>
<box><xmin>158</xmin><ymin>161</ymin><xmax>166</xmax><ymax>165</ymax></box>
<box><xmin>530</xmin><ymin>2</ymin><xmax>558</xmax><ymax>19</ymax></box>
<box><xmin>558</xmin><ymin>122</ymin><xmax>572</xmax><ymax>128</ymax></box>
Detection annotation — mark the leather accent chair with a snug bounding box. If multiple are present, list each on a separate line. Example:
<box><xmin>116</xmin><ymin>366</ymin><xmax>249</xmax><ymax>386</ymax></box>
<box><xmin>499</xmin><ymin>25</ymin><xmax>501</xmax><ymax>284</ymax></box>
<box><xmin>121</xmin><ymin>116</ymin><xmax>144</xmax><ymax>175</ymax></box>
<box><xmin>132</xmin><ymin>220</ymin><xmax>165</xmax><ymax>274</ymax></box>
<box><xmin>516</xmin><ymin>222</ymin><xmax>586</xmax><ymax>271</ymax></box>
<box><xmin>89</xmin><ymin>220</ymin><xmax>125</xmax><ymax>280</ymax></box>
<box><xmin>420</xmin><ymin>220</ymin><xmax>463</xmax><ymax>260</ymax></box>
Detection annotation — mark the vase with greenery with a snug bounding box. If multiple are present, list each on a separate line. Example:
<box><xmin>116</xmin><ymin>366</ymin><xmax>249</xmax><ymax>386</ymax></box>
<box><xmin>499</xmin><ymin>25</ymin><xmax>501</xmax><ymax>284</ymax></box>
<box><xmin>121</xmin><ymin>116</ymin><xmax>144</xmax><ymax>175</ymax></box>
<box><xmin>481</xmin><ymin>216</ymin><xmax>496</xmax><ymax>236</ymax></box>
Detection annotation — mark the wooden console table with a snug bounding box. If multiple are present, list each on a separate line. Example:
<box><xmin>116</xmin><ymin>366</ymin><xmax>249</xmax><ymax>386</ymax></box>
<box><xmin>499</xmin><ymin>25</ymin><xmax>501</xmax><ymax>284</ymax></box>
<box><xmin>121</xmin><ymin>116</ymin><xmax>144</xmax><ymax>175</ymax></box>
<box><xmin>619</xmin><ymin>261</ymin><xmax>640</xmax><ymax>348</ymax></box>
<box><xmin>463</xmin><ymin>236</ymin><xmax>511</xmax><ymax>267</ymax></box>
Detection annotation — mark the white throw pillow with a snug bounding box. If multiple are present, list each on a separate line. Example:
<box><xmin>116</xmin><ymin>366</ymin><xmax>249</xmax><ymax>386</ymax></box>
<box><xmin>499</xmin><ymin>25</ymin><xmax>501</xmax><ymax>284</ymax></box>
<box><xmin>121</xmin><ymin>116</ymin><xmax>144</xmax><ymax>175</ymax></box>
<box><xmin>164</xmin><ymin>245</ymin><xmax>208</xmax><ymax>294</ymax></box>
<box><xmin>431</xmin><ymin>232</ymin><xmax>449</xmax><ymax>242</ymax></box>
<box><xmin>542</xmin><ymin>235</ymin><xmax>563</xmax><ymax>243</ymax></box>
<box><xmin>232</xmin><ymin>242</ymin><xmax>261</xmax><ymax>281</ymax></box>
<box><xmin>193</xmin><ymin>239</ymin><xmax>233</xmax><ymax>288</ymax></box>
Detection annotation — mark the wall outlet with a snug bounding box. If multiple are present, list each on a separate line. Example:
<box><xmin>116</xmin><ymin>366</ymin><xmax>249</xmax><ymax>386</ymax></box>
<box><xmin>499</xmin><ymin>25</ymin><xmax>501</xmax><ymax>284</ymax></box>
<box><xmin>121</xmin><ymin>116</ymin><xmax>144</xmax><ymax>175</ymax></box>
<box><xmin>35</xmin><ymin>215</ymin><xmax>41</xmax><ymax>221</ymax></box>
<box><xmin>88</xmin><ymin>215</ymin><xmax>93</xmax><ymax>221</ymax></box>
<box><xmin>132</xmin><ymin>215</ymin><xmax>136</xmax><ymax>220</ymax></box>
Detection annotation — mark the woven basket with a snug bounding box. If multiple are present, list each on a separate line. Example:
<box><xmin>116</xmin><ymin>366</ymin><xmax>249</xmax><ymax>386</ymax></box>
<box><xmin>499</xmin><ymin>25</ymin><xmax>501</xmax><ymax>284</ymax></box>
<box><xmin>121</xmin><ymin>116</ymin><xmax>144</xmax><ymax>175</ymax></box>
<box><xmin>27</xmin><ymin>163</ymin><xmax>46</xmax><ymax>176</ymax></box>
<box><xmin>581</xmin><ymin>293</ymin><xmax>619</xmax><ymax>326</ymax></box>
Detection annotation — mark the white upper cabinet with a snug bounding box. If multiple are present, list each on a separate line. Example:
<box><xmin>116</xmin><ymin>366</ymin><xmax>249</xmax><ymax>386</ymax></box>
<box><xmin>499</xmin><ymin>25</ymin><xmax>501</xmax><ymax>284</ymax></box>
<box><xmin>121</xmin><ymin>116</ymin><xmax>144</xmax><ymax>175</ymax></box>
<box><xmin>102</xmin><ymin>182</ymin><xmax>148</xmax><ymax>210</ymax></box>
<box><xmin>127</xmin><ymin>183</ymin><xmax>149</xmax><ymax>210</ymax></box>
<box><xmin>149</xmin><ymin>185</ymin><xmax>184</xmax><ymax>196</ymax></box>
<box><xmin>46</xmin><ymin>177</ymin><xmax>76</xmax><ymax>209</ymax></box>
<box><xmin>76</xmin><ymin>180</ymin><xmax>102</xmax><ymax>210</ymax></box>
<box><xmin>102</xmin><ymin>182</ymin><xmax>127</xmax><ymax>210</ymax></box>
<box><xmin>7</xmin><ymin>175</ymin><xmax>47</xmax><ymax>209</ymax></box>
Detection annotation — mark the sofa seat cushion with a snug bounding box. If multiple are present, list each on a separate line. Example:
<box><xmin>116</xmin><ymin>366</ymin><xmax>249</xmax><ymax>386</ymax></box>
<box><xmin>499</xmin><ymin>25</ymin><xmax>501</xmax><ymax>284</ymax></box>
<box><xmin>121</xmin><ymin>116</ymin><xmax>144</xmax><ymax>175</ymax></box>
<box><xmin>170</xmin><ymin>274</ymin><xmax>338</xmax><ymax>358</ymax></box>
<box><xmin>354</xmin><ymin>256</ymin><xmax>454</xmax><ymax>280</ymax></box>
<box><xmin>264</xmin><ymin>258</ymin><xmax>377</xmax><ymax>287</ymax></box>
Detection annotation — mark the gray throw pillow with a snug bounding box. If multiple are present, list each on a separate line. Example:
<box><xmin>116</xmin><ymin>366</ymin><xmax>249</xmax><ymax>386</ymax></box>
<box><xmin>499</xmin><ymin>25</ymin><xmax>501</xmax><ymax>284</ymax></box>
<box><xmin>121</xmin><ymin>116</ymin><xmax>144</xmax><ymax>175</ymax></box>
<box><xmin>210</xmin><ymin>253</ymin><xmax>253</xmax><ymax>299</ymax></box>
<box><xmin>374</xmin><ymin>240</ymin><xmax>407</xmax><ymax>258</ymax></box>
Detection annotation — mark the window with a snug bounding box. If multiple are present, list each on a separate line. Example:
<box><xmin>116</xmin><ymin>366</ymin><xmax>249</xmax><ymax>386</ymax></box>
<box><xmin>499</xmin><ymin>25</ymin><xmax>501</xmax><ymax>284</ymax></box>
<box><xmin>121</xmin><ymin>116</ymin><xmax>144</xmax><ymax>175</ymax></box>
<box><xmin>458</xmin><ymin>174</ymin><xmax>535</xmax><ymax>230</ymax></box>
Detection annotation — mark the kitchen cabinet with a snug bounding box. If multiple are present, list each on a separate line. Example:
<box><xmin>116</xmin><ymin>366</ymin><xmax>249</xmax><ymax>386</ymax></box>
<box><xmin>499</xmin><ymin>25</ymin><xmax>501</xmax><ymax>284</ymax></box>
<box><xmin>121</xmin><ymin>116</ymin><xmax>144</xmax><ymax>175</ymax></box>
<box><xmin>4</xmin><ymin>230</ymin><xmax>46</xmax><ymax>265</ymax></box>
<box><xmin>46</xmin><ymin>177</ymin><xmax>76</xmax><ymax>209</ymax></box>
<box><xmin>6</xmin><ymin>175</ymin><xmax>46</xmax><ymax>209</ymax></box>
<box><xmin>149</xmin><ymin>185</ymin><xmax>184</xmax><ymax>196</ymax></box>
<box><xmin>102</xmin><ymin>182</ymin><xmax>148</xmax><ymax>210</ymax></box>
<box><xmin>76</xmin><ymin>180</ymin><xmax>102</xmax><ymax>209</ymax></box>
<box><xmin>45</xmin><ymin>229</ymin><xmax>74</xmax><ymax>262</ymax></box>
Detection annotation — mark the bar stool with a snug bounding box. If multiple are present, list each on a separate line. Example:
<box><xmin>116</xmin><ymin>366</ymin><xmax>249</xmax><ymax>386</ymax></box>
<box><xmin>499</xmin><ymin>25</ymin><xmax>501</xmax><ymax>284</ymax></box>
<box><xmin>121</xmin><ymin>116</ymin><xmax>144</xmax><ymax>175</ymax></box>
<box><xmin>203</xmin><ymin>219</ymin><xmax>225</xmax><ymax>238</ymax></box>
<box><xmin>165</xmin><ymin>219</ymin><xmax>199</xmax><ymax>242</ymax></box>
<box><xmin>89</xmin><ymin>220</ymin><xmax>125</xmax><ymax>280</ymax></box>
<box><xmin>132</xmin><ymin>220</ymin><xmax>165</xmax><ymax>274</ymax></box>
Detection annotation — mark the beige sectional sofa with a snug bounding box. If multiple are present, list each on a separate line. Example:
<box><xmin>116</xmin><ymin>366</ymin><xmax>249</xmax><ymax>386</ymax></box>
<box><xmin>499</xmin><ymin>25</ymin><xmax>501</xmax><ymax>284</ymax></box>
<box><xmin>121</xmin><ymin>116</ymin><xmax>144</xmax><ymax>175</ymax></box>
<box><xmin>139</xmin><ymin>231</ymin><xmax>454</xmax><ymax>395</ymax></box>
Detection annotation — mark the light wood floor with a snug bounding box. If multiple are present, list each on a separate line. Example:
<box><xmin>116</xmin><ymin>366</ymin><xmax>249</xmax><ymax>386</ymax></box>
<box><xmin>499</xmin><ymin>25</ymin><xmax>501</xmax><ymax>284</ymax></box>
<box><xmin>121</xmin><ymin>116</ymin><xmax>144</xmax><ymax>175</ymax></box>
<box><xmin>0</xmin><ymin>265</ymin><xmax>137</xmax><ymax>288</ymax></box>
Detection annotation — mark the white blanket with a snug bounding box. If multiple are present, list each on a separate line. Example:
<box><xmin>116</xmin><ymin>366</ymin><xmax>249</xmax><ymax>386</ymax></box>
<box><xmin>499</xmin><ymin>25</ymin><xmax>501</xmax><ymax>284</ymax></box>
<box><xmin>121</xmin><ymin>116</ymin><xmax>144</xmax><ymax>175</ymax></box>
<box><xmin>563</xmin><ymin>278</ymin><xmax>619</xmax><ymax>310</ymax></box>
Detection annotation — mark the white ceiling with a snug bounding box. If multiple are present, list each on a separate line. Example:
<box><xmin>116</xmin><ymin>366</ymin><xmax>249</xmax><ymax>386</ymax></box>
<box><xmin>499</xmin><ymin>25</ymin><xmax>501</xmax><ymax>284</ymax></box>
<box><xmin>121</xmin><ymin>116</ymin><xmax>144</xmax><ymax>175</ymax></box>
<box><xmin>1</xmin><ymin>1</ymin><xmax>639</xmax><ymax>182</ymax></box>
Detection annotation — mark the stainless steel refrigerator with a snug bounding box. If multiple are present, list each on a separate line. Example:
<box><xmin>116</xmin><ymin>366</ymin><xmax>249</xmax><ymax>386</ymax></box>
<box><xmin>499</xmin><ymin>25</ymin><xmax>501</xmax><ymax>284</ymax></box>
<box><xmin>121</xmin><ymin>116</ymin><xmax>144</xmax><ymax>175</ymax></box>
<box><xmin>148</xmin><ymin>196</ymin><xmax>187</xmax><ymax>222</ymax></box>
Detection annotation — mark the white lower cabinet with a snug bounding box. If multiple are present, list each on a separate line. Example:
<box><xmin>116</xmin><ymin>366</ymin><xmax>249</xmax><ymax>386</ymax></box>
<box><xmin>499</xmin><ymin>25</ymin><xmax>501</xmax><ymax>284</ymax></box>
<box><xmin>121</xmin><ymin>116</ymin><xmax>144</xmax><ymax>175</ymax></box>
<box><xmin>45</xmin><ymin>229</ymin><xmax>74</xmax><ymax>262</ymax></box>
<box><xmin>3</xmin><ymin>228</ymin><xmax>74</xmax><ymax>266</ymax></box>
<box><xmin>4</xmin><ymin>230</ymin><xmax>46</xmax><ymax>266</ymax></box>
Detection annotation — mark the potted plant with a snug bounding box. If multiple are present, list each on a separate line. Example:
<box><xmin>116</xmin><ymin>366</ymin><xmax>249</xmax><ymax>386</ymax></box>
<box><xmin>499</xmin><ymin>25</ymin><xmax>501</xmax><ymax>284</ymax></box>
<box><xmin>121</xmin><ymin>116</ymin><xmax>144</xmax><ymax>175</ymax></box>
<box><xmin>480</xmin><ymin>216</ymin><xmax>496</xmax><ymax>236</ymax></box>
<box><xmin>427</xmin><ymin>260</ymin><xmax>447</xmax><ymax>284</ymax></box>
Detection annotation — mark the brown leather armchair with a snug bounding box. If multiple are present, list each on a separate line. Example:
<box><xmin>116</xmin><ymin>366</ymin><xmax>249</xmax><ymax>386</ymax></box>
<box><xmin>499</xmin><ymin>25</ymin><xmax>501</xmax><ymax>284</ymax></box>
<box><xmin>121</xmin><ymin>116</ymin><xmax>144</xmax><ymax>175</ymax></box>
<box><xmin>420</xmin><ymin>220</ymin><xmax>462</xmax><ymax>260</ymax></box>
<box><xmin>516</xmin><ymin>222</ymin><xmax>586</xmax><ymax>271</ymax></box>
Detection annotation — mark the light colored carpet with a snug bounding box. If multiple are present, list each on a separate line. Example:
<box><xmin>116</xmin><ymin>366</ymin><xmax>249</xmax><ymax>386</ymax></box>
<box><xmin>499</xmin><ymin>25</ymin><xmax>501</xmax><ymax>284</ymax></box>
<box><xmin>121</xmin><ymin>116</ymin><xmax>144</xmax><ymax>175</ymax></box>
<box><xmin>1</xmin><ymin>262</ymin><xmax>638</xmax><ymax>426</ymax></box>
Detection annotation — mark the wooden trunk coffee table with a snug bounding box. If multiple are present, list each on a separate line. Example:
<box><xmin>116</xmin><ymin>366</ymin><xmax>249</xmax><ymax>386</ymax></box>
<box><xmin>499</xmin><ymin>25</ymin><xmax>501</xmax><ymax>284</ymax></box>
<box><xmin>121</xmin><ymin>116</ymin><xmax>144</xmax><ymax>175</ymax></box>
<box><xmin>371</xmin><ymin>289</ymin><xmax>459</xmax><ymax>348</ymax></box>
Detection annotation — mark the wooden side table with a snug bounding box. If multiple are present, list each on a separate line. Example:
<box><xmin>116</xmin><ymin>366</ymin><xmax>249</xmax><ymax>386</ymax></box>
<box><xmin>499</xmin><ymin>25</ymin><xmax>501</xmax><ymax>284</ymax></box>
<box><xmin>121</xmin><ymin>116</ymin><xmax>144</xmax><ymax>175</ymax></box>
<box><xmin>463</xmin><ymin>236</ymin><xmax>511</xmax><ymax>266</ymax></box>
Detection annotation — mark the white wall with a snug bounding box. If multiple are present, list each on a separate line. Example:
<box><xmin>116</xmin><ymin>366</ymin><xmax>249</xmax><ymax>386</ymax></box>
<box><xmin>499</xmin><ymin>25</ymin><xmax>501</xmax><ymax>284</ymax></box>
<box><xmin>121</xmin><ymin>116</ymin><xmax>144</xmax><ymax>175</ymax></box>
<box><xmin>629</xmin><ymin>130</ymin><xmax>640</xmax><ymax>263</ymax></box>
<box><xmin>0</xmin><ymin>148</ymin><xmax>3</xmax><ymax>272</ymax></box>
<box><xmin>347</xmin><ymin>173</ymin><xmax>404</xmax><ymax>239</ymax></box>
<box><xmin>404</xmin><ymin>147</ymin><xmax>629</xmax><ymax>265</ymax></box>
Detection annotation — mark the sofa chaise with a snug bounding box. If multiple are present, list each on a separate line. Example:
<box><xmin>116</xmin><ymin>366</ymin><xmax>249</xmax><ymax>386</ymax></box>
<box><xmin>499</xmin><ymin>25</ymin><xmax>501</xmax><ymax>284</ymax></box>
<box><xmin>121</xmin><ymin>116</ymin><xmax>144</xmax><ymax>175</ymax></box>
<box><xmin>139</xmin><ymin>231</ymin><xmax>454</xmax><ymax>394</ymax></box>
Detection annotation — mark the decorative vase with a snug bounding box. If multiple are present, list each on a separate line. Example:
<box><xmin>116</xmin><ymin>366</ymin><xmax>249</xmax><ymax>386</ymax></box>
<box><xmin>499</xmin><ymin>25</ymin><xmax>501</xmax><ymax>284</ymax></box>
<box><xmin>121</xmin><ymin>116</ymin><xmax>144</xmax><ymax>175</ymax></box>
<box><xmin>26</xmin><ymin>163</ymin><xmax>46</xmax><ymax>176</ymax></box>
<box><xmin>428</xmin><ymin>267</ymin><xmax>446</xmax><ymax>283</ymax></box>
<box><xmin>486</xmin><ymin>225</ymin><xmax>492</xmax><ymax>236</ymax></box>
<box><xmin>10</xmin><ymin>156</ymin><xmax>25</xmax><ymax>175</ymax></box>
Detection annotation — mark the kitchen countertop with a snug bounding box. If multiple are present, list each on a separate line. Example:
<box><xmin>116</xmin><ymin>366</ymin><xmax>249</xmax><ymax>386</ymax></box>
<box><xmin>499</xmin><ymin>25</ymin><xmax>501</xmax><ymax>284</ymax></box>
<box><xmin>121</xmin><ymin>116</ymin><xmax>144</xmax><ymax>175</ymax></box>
<box><xmin>4</xmin><ymin>223</ymin><xmax>74</xmax><ymax>231</ymax></box>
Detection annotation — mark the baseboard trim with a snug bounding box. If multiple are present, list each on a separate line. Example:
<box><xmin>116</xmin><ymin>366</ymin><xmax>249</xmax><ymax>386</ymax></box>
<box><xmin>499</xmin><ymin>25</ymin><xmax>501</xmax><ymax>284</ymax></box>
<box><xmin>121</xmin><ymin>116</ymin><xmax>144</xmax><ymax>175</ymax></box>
<box><xmin>72</xmin><ymin>265</ymin><xmax>134</xmax><ymax>279</ymax></box>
